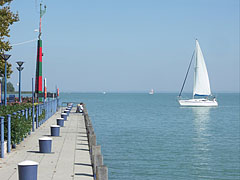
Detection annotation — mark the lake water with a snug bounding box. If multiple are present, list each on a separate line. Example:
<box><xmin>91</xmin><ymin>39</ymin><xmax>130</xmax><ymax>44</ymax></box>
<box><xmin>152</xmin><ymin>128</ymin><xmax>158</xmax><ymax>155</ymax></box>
<box><xmin>60</xmin><ymin>93</ymin><xmax>240</xmax><ymax>180</ymax></box>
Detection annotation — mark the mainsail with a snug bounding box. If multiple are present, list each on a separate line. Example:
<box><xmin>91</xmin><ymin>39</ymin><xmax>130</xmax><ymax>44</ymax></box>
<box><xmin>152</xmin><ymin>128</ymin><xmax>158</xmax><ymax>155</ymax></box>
<box><xmin>193</xmin><ymin>40</ymin><xmax>211</xmax><ymax>96</ymax></box>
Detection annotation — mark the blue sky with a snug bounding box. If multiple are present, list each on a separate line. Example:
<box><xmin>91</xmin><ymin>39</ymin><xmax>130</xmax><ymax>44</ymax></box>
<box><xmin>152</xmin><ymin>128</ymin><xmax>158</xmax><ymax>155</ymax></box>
<box><xmin>6</xmin><ymin>0</ymin><xmax>240</xmax><ymax>92</ymax></box>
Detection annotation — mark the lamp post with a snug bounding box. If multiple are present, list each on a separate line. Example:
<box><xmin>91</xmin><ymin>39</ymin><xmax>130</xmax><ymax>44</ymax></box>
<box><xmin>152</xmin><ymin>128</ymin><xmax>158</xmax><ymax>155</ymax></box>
<box><xmin>16</xmin><ymin>61</ymin><xmax>24</xmax><ymax>103</ymax></box>
<box><xmin>0</xmin><ymin>53</ymin><xmax>11</xmax><ymax>106</ymax></box>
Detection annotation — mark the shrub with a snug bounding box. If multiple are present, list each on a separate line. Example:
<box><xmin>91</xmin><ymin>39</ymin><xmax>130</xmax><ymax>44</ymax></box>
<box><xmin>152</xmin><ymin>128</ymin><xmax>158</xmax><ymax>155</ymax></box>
<box><xmin>0</xmin><ymin>103</ymin><xmax>45</xmax><ymax>145</ymax></box>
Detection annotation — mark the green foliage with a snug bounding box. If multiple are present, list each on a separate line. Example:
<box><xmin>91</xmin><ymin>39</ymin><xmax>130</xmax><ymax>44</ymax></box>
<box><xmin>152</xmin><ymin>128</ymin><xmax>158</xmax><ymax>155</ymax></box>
<box><xmin>1</xmin><ymin>79</ymin><xmax>15</xmax><ymax>92</ymax></box>
<box><xmin>0</xmin><ymin>0</ymin><xmax>19</xmax><ymax>78</ymax></box>
<box><xmin>0</xmin><ymin>102</ymin><xmax>32</xmax><ymax>116</ymax></box>
<box><xmin>0</xmin><ymin>103</ymin><xmax>46</xmax><ymax>145</ymax></box>
<box><xmin>10</xmin><ymin>112</ymin><xmax>32</xmax><ymax>145</ymax></box>
<box><xmin>7</xmin><ymin>81</ymin><xmax>14</xmax><ymax>92</ymax></box>
<box><xmin>0</xmin><ymin>59</ymin><xmax>12</xmax><ymax>78</ymax></box>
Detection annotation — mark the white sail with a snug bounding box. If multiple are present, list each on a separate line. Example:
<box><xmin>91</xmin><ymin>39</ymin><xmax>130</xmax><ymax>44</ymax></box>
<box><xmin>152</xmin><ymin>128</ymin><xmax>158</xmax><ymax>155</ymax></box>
<box><xmin>149</xmin><ymin>89</ymin><xmax>154</xmax><ymax>95</ymax></box>
<box><xmin>193</xmin><ymin>40</ymin><xmax>211</xmax><ymax>96</ymax></box>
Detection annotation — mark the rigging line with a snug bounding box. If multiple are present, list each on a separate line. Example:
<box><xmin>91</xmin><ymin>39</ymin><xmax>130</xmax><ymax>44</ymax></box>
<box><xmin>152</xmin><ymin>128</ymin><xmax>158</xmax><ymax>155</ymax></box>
<box><xmin>178</xmin><ymin>50</ymin><xmax>195</xmax><ymax>97</ymax></box>
<box><xmin>12</xmin><ymin>38</ymin><xmax>37</xmax><ymax>46</ymax></box>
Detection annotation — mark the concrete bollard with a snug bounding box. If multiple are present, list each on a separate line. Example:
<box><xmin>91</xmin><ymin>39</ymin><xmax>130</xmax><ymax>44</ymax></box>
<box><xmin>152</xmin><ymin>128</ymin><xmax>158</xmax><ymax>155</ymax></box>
<box><xmin>66</xmin><ymin>107</ymin><xmax>71</xmax><ymax>111</ymax></box>
<box><xmin>61</xmin><ymin>113</ymin><xmax>67</xmax><ymax>121</ymax></box>
<box><xmin>39</xmin><ymin>137</ymin><xmax>52</xmax><ymax>153</ymax></box>
<box><xmin>56</xmin><ymin>118</ymin><xmax>64</xmax><ymax>127</ymax></box>
<box><xmin>18</xmin><ymin>160</ymin><xmax>38</xmax><ymax>180</ymax></box>
<box><xmin>64</xmin><ymin>110</ymin><xmax>70</xmax><ymax>116</ymax></box>
<box><xmin>50</xmin><ymin>125</ymin><xmax>60</xmax><ymax>136</ymax></box>
<box><xmin>96</xmin><ymin>165</ymin><xmax>108</xmax><ymax>180</ymax></box>
<box><xmin>93</xmin><ymin>154</ymin><xmax>103</xmax><ymax>176</ymax></box>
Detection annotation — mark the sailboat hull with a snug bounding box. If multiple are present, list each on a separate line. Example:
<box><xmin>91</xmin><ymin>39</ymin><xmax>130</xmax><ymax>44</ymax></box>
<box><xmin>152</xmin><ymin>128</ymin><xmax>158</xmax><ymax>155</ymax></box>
<box><xmin>178</xmin><ymin>99</ymin><xmax>218</xmax><ymax>107</ymax></box>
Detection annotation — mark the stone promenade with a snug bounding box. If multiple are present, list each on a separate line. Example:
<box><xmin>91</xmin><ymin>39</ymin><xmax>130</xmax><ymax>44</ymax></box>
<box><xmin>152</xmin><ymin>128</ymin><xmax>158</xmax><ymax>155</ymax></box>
<box><xmin>0</xmin><ymin>108</ymin><xmax>93</xmax><ymax>180</ymax></box>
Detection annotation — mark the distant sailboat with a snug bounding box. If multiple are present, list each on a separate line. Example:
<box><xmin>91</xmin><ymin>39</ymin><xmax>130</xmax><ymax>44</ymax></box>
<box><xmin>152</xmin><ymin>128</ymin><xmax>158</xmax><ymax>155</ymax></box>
<box><xmin>149</xmin><ymin>89</ymin><xmax>154</xmax><ymax>95</ymax></box>
<box><xmin>178</xmin><ymin>39</ymin><xmax>218</xmax><ymax>107</ymax></box>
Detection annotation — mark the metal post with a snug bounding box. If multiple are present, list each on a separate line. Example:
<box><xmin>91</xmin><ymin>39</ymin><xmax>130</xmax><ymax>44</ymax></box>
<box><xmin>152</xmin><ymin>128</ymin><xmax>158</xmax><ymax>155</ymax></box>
<box><xmin>48</xmin><ymin>101</ymin><xmax>50</xmax><ymax>118</ymax></box>
<box><xmin>51</xmin><ymin>100</ymin><xmax>52</xmax><ymax>116</ymax></box>
<box><xmin>40</xmin><ymin>105</ymin><xmax>41</xmax><ymax>116</ymax></box>
<box><xmin>19</xmin><ymin>69</ymin><xmax>21</xmax><ymax>102</ymax></box>
<box><xmin>12</xmin><ymin>112</ymin><xmax>16</xmax><ymax>148</ymax></box>
<box><xmin>48</xmin><ymin>101</ymin><xmax>50</xmax><ymax>117</ymax></box>
<box><xmin>32</xmin><ymin>105</ymin><xmax>35</xmax><ymax>132</ymax></box>
<box><xmin>39</xmin><ymin>105</ymin><xmax>41</xmax><ymax>126</ymax></box>
<box><xmin>0</xmin><ymin>116</ymin><xmax>4</xmax><ymax>158</ymax></box>
<box><xmin>36</xmin><ymin>105</ymin><xmax>39</xmax><ymax>129</ymax></box>
<box><xmin>21</xmin><ymin>110</ymin><xmax>24</xmax><ymax>116</ymax></box>
<box><xmin>25</xmin><ymin>108</ymin><xmax>28</xmax><ymax>120</ymax></box>
<box><xmin>16</xmin><ymin>61</ymin><xmax>24</xmax><ymax>103</ymax></box>
<box><xmin>32</xmin><ymin>77</ymin><xmax>35</xmax><ymax>132</ymax></box>
<box><xmin>54</xmin><ymin>99</ymin><xmax>56</xmax><ymax>112</ymax></box>
<box><xmin>1</xmin><ymin>54</ymin><xmax>11</xmax><ymax>106</ymax></box>
<box><xmin>7</xmin><ymin>115</ymin><xmax>11</xmax><ymax>153</ymax></box>
<box><xmin>32</xmin><ymin>78</ymin><xmax>34</xmax><ymax>104</ymax></box>
<box><xmin>1</xmin><ymin>80</ymin><xmax>3</xmax><ymax>104</ymax></box>
<box><xmin>45</xmin><ymin>101</ymin><xmax>47</xmax><ymax>119</ymax></box>
<box><xmin>4</xmin><ymin>61</ymin><xmax>7</xmax><ymax>106</ymax></box>
<box><xmin>28</xmin><ymin>107</ymin><xmax>31</xmax><ymax>117</ymax></box>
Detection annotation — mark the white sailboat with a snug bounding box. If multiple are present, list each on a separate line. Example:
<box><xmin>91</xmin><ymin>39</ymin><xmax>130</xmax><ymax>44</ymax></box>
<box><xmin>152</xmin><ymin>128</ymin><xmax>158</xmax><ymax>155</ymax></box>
<box><xmin>178</xmin><ymin>39</ymin><xmax>218</xmax><ymax>107</ymax></box>
<box><xmin>149</xmin><ymin>89</ymin><xmax>154</xmax><ymax>95</ymax></box>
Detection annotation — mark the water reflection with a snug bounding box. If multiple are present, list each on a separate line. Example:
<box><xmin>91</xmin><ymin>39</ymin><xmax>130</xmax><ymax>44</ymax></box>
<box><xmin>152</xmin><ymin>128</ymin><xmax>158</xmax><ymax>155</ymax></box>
<box><xmin>192</xmin><ymin>107</ymin><xmax>211</xmax><ymax>135</ymax></box>
<box><xmin>192</xmin><ymin>107</ymin><xmax>212</xmax><ymax>174</ymax></box>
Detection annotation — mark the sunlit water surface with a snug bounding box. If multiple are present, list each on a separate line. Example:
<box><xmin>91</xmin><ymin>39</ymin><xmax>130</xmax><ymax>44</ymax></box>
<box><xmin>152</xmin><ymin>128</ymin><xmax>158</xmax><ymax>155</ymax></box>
<box><xmin>60</xmin><ymin>93</ymin><xmax>240</xmax><ymax>180</ymax></box>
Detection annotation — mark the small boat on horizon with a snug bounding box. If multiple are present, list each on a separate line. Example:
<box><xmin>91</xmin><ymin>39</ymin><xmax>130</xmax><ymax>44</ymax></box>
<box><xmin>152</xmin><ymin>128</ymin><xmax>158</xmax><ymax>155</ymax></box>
<box><xmin>149</xmin><ymin>89</ymin><xmax>154</xmax><ymax>95</ymax></box>
<box><xmin>178</xmin><ymin>39</ymin><xmax>218</xmax><ymax>107</ymax></box>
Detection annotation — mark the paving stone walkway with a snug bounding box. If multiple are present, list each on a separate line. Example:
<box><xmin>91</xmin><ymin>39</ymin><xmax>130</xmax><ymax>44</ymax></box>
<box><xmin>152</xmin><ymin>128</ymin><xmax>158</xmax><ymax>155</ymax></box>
<box><xmin>0</xmin><ymin>108</ymin><xmax>93</xmax><ymax>180</ymax></box>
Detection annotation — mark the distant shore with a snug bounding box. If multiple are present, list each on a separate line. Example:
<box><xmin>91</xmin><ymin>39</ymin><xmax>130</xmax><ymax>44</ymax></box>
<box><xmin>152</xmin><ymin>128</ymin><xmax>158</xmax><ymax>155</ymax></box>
<box><xmin>6</xmin><ymin>91</ymin><xmax>32</xmax><ymax>94</ymax></box>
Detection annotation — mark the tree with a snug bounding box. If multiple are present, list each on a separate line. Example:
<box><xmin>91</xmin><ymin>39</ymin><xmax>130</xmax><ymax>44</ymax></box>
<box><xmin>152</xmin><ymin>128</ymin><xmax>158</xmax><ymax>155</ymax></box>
<box><xmin>7</xmin><ymin>81</ymin><xmax>14</xmax><ymax>92</ymax></box>
<box><xmin>1</xmin><ymin>78</ymin><xmax>15</xmax><ymax>92</ymax></box>
<box><xmin>0</xmin><ymin>0</ymin><xmax>19</xmax><ymax>78</ymax></box>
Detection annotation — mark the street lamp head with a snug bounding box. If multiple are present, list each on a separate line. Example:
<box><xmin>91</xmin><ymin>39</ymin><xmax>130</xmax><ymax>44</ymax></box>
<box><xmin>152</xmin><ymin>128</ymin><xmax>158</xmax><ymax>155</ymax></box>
<box><xmin>16</xmin><ymin>61</ymin><xmax>24</xmax><ymax>67</ymax></box>
<box><xmin>16</xmin><ymin>66</ymin><xmax>24</xmax><ymax>71</ymax></box>
<box><xmin>0</xmin><ymin>53</ymin><xmax>11</xmax><ymax>61</ymax></box>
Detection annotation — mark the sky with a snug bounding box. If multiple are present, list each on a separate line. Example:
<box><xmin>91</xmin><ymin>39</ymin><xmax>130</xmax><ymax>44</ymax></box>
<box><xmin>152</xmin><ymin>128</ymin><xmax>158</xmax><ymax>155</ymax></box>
<box><xmin>6</xmin><ymin>0</ymin><xmax>240</xmax><ymax>93</ymax></box>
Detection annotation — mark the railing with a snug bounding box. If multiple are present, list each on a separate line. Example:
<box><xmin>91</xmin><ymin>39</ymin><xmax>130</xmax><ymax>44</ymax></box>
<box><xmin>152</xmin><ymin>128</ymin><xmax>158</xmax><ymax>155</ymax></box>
<box><xmin>0</xmin><ymin>98</ymin><xmax>60</xmax><ymax>158</ymax></box>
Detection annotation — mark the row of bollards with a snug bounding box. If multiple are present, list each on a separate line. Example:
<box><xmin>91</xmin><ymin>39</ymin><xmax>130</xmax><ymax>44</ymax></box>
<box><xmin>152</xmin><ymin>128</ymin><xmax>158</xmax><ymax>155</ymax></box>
<box><xmin>83</xmin><ymin>104</ymin><xmax>108</xmax><ymax>180</ymax></box>
<box><xmin>0</xmin><ymin>99</ymin><xmax>59</xmax><ymax>158</ymax></box>
<box><xmin>17</xmin><ymin>103</ymin><xmax>73</xmax><ymax>180</ymax></box>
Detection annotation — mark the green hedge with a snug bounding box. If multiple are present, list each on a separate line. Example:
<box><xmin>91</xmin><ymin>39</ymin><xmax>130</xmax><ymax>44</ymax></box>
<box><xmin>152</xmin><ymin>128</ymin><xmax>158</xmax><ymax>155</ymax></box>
<box><xmin>0</xmin><ymin>103</ymin><xmax>45</xmax><ymax>145</ymax></box>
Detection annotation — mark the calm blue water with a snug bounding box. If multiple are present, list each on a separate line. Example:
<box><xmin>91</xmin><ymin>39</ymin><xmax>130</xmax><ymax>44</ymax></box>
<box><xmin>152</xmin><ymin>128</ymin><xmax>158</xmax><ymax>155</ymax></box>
<box><xmin>60</xmin><ymin>93</ymin><xmax>240</xmax><ymax>180</ymax></box>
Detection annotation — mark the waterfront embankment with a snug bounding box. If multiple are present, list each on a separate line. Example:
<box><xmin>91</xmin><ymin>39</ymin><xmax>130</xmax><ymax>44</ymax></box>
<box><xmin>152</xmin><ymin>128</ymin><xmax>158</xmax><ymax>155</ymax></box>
<box><xmin>0</xmin><ymin>103</ymin><xmax>108</xmax><ymax>180</ymax></box>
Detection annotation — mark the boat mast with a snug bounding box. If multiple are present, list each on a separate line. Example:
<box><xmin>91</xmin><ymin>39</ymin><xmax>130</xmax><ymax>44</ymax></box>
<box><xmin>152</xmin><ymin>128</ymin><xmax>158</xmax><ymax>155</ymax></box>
<box><xmin>178</xmin><ymin>50</ymin><xmax>195</xmax><ymax>97</ymax></box>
